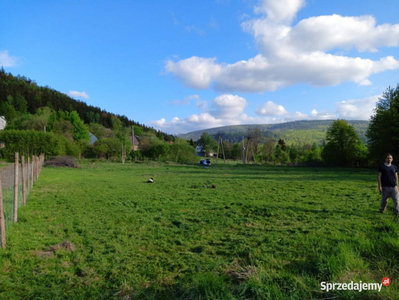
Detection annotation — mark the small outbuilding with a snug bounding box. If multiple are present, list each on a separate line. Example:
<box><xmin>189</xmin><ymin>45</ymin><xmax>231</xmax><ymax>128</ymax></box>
<box><xmin>0</xmin><ymin>116</ymin><xmax>7</xmax><ymax>131</ymax></box>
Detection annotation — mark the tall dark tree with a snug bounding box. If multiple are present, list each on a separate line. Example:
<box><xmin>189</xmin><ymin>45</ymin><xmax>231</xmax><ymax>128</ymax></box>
<box><xmin>277</xmin><ymin>139</ymin><xmax>286</xmax><ymax>151</ymax></box>
<box><xmin>322</xmin><ymin>119</ymin><xmax>366</xmax><ymax>166</ymax></box>
<box><xmin>367</xmin><ymin>85</ymin><xmax>399</xmax><ymax>163</ymax></box>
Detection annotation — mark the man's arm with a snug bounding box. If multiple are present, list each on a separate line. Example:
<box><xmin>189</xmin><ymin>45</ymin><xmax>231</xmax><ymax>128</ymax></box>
<box><xmin>378</xmin><ymin>172</ymin><xmax>383</xmax><ymax>192</ymax></box>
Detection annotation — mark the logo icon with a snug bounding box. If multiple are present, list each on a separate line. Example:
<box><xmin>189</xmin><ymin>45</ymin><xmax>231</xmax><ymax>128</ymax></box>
<box><xmin>382</xmin><ymin>277</ymin><xmax>391</xmax><ymax>287</ymax></box>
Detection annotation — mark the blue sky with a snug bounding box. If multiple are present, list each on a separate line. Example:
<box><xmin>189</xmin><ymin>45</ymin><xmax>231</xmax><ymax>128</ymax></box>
<box><xmin>1</xmin><ymin>0</ymin><xmax>399</xmax><ymax>134</ymax></box>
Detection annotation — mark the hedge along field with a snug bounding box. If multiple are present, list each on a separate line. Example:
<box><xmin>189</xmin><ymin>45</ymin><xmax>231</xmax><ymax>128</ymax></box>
<box><xmin>0</xmin><ymin>161</ymin><xmax>398</xmax><ymax>299</ymax></box>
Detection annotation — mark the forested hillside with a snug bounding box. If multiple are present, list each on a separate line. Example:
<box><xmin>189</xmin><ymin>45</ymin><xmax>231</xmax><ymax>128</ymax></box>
<box><xmin>178</xmin><ymin>120</ymin><xmax>369</xmax><ymax>145</ymax></box>
<box><xmin>0</xmin><ymin>68</ymin><xmax>173</xmax><ymax>140</ymax></box>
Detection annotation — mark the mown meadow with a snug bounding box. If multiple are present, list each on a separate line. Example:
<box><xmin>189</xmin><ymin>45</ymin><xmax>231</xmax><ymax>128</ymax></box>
<box><xmin>0</xmin><ymin>161</ymin><xmax>398</xmax><ymax>299</ymax></box>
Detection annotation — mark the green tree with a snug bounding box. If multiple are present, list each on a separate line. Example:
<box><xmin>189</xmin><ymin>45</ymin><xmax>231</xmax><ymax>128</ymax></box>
<box><xmin>14</xmin><ymin>92</ymin><xmax>28</xmax><ymax>113</ymax></box>
<box><xmin>69</xmin><ymin>111</ymin><xmax>90</xmax><ymax>142</ymax></box>
<box><xmin>260</xmin><ymin>138</ymin><xmax>275</xmax><ymax>163</ymax></box>
<box><xmin>139</xmin><ymin>132</ymin><xmax>169</xmax><ymax>160</ymax></box>
<box><xmin>0</xmin><ymin>96</ymin><xmax>18</xmax><ymax>122</ymax></box>
<box><xmin>288</xmin><ymin>143</ymin><xmax>302</xmax><ymax>164</ymax></box>
<box><xmin>93</xmin><ymin>138</ymin><xmax>121</xmax><ymax>159</ymax></box>
<box><xmin>322</xmin><ymin>119</ymin><xmax>365</xmax><ymax>166</ymax></box>
<box><xmin>47</xmin><ymin>110</ymin><xmax>90</xmax><ymax>143</ymax></box>
<box><xmin>88</xmin><ymin>123</ymin><xmax>108</xmax><ymax>139</ymax></box>
<box><xmin>168</xmin><ymin>138</ymin><xmax>197</xmax><ymax>163</ymax></box>
<box><xmin>133</xmin><ymin>125</ymin><xmax>144</xmax><ymax>136</ymax></box>
<box><xmin>367</xmin><ymin>85</ymin><xmax>399</xmax><ymax>162</ymax></box>
<box><xmin>197</xmin><ymin>132</ymin><xmax>217</xmax><ymax>156</ymax></box>
<box><xmin>230</xmin><ymin>142</ymin><xmax>242</xmax><ymax>160</ymax></box>
<box><xmin>274</xmin><ymin>144</ymin><xmax>290</xmax><ymax>164</ymax></box>
<box><xmin>52</xmin><ymin>120</ymin><xmax>74</xmax><ymax>142</ymax></box>
<box><xmin>277</xmin><ymin>139</ymin><xmax>286</xmax><ymax>151</ymax></box>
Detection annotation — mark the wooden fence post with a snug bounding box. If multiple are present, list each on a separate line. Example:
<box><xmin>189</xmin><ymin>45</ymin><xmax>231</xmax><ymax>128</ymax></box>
<box><xmin>31</xmin><ymin>156</ymin><xmax>34</xmax><ymax>188</ymax></box>
<box><xmin>0</xmin><ymin>171</ymin><xmax>5</xmax><ymax>249</ymax></box>
<box><xmin>35</xmin><ymin>155</ymin><xmax>38</xmax><ymax>181</ymax></box>
<box><xmin>22</xmin><ymin>156</ymin><xmax>26</xmax><ymax>206</ymax></box>
<box><xmin>33</xmin><ymin>156</ymin><xmax>37</xmax><ymax>183</ymax></box>
<box><xmin>27</xmin><ymin>157</ymin><xmax>30</xmax><ymax>195</ymax></box>
<box><xmin>14</xmin><ymin>152</ymin><xmax>18</xmax><ymax>223</ymax></box>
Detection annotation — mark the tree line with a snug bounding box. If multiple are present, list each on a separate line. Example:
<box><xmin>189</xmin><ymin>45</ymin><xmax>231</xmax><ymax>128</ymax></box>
<box><xmin>0</xmin><ymin>68</ymin><xmax>173</xmax><ymax>141</ymax></box>
<box><xmin>196</xmin><ymin>85</ymin><xmax>399</xmax><ymax>167</ymax></box>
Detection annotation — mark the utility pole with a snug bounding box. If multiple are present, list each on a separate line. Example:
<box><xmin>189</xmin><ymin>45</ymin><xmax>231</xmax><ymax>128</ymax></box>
<box><xmin>216</xmin><ymin>135</ymin><xmax>220</xmax><ymax>164</ymax></box>
<box><xmin>242</xmin><ymin>136</ymin><xmax>246</xmax><ymax>165</ymax></box>
<box><xmin>131</xmin><ymin>126</ymin><xmax>135</xmax><ymax>152</ymax></box>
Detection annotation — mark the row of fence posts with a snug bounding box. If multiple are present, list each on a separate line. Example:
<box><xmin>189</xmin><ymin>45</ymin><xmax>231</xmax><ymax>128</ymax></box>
<box><xmin>0</xmin><ymin>153</ymin><xmax>44</xmax><ymax>249</ymax></box>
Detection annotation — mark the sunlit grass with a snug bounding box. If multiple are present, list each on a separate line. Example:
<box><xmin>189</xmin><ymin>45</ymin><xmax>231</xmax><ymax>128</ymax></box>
<box><xmin>0</xmin><ymin>161</ymin><xmax>397</xmax><ymax>299</ymax></box>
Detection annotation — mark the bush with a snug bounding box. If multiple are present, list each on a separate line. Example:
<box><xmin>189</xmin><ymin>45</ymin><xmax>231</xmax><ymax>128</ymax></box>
<box><xmin>0</xmin><ymin>130</ymin><xmax>78</xmax><ymax>160</ymax></box>
<box><xmin>168</xmin><ymin>138</ymin><xmax>197</xmax><ymax>163</ymax></box>
<box><xmin>45</xmin><ymin>156</ymin><xmax>80</xmax><ymax>168</ymax></box>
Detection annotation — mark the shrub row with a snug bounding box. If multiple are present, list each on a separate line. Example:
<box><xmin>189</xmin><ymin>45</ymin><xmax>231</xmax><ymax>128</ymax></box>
<box><xmin>0</xmin><ymin>130</ymin><xmax>79</xmax><ymax>160</ymax></box>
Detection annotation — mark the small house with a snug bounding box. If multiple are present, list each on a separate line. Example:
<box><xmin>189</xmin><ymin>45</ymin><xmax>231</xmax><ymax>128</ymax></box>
<box><xmin>0</xmin><ymin>116</ymin><xmax>6</xmax><ymax>131</ymax></box>
<box><xmin>130</xmin><ymin>135</ymin><xmax>140</xmax><ymax>151</ymax></box>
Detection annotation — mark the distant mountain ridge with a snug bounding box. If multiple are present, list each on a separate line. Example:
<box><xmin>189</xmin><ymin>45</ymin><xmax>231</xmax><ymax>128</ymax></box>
<box><xmin>178</xmin><ymin>120</ymin><xmax>369</xmax><ymax>145</ymax></box>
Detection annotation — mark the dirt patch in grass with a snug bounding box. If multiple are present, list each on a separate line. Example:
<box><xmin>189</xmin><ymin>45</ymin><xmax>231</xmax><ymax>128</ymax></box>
<box><xmin>35</xmin><ymin>240</ymin><xmax>76</xmax><ymax>258</ymax></box>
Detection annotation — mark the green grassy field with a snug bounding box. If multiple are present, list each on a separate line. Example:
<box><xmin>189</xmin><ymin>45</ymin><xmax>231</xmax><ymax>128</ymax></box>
<box><xmin>0</xmin><ymin>161</ymin><xmax>398</xmax><ymax>299</ymax></box>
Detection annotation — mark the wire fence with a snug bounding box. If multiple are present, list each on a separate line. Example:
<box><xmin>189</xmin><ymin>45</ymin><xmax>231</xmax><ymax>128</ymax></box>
<box><xmin>0</xmin><ymin>153</ymin><xmax>44</xmax><ymax>249</ymax></box>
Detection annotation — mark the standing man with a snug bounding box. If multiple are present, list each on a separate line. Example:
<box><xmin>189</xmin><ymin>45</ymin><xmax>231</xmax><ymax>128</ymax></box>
<box><xmin>378</xmin><ymin>153</ymin><xmax>399</xmax><ymax>215</ymax></box>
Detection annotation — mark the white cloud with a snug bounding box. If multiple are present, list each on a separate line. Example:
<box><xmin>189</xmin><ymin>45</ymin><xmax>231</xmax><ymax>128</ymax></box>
<box><xmin>0</xmin><ymin>51</ymin><xmax>19</xmax><ymax>67</ymax></box>
<box><xmin>165</xmin><ymin>56</ymin><xmax>222</xmax><ymax>89</ymax></box>
<box><xmin>244</xmin><ymin>15</ymin><xmax>399</xmax><ymax>57</ymax></box>
<box><xmin>336</xmin><ymin>95</ymin><xmax>380</xmax><ymax>120</ymax></box>
<box><xmin>68</xmin><ymin>91</ymin><xmax>90</xmax><ymax>99</ymax></box>
<box><xmin>151</xmin><ymin>113</ymin><xmax>226</xmax><ymax>134</ymax></box>
<box><xmin>168</xmin><ymin>52</ymin><xmax>398</xmax><ymax>93</ymax></box>
<box><xmin>254</xmin><ymin>0</ymin><xmax>305</xmax><ymax>23</ymax></box>
<box><xmin>210</xmin><ymin>94</ymin><xmax>247</xmax><ymax>119</ymax></box>
<box><xmin>165</xmin><ymin>1</ymin><xmax>399</xmax><ymax>93</ymax></box>
<box><xmin>151</xmin><ymin>94</ymin><xmax>247</xmax><ymax>134</ymax></box>
<box><xmin>256</xmin><ymin>101</ymin><xmax>288</xmax><ymax>116</ymax></box>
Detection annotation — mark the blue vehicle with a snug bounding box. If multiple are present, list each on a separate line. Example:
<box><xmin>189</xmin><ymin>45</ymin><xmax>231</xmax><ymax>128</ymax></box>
<box><xmin>197</xmin><ymin>159</ymin><xmax>211</xmax><ymax>166</ymax></box>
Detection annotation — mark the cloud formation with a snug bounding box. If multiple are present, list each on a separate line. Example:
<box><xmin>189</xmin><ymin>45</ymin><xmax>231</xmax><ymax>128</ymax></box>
<box><xmin>336</xmin><ymin>95</ymin><xmax>379</xmax><ymax>120</ymax></box>
<box><xmin>210</xmin><ymin>94</ymin><xmax>247</xmax><ymax>119</ymax></box>
<box><xmin>151</xmin><ymin>94</ymin><xmax>380</xmax><ymax>134</ymax></box>
<box><xmin>165</xmin><ymin>56</ymin><xmax>222</xmax><ymax>89</ymax></box>
<box><xmin>68</xmin><ymin>91</ymin><xmax>90</xmax><ymax>99</ymax></box>
<box><xmin>256</xmin><ymin>101</ymin><xmax>288</xmax><ymax>116</ymax></box>
<box><xmin>165</xmin><ymin>1</ymin><xmax>399</xmax><ymax>92</ymax></box>
<box><xmin>254</xmin><ymin>0</ymin><xmax>305</xmax><ymax>23</ymax></box>
<box><xmin>0</xmin><ymin>51</ymin><xmax>19</xmax><ymax>67</ymax></box>
<box><xmin>151</xmin><ymin>94</ymin><xmax>248</xmax><ymax>134</ymax></box>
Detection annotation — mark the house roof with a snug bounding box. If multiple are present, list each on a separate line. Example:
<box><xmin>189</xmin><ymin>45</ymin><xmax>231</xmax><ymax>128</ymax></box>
<box><xmin>89</xmin><ymin>132</ymin><xmax>98</xmax><ymax>145</ymax></box>
<box><xmin>130</xmin><ymin>135</ymin><xmax>140</xmax><ymax>145</ymax></box>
